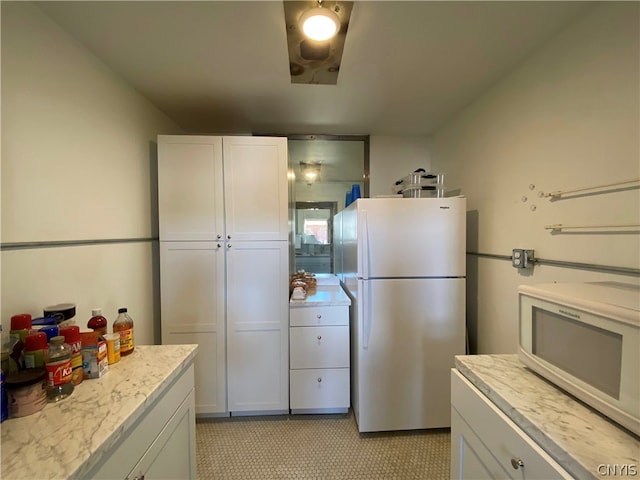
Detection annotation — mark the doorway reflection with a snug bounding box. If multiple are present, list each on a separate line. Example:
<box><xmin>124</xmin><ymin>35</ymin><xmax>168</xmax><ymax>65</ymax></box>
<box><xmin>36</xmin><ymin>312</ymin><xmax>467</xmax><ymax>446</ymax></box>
<box><xmin>288</xmin><ymin>135</ymin><xmax>369</xmax><ymax>274</ymax></box>
<box><xmin>295</xmin><ymin>202</ymin><xmax>336</xmax><ymax>273</ymax></box>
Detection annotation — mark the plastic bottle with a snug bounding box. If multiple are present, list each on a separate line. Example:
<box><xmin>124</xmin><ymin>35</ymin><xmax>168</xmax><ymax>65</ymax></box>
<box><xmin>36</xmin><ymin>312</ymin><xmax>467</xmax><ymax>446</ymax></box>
<box><xmin>113</xmin><ymin>308</ymin><xmax>135</xmax><ymax>356</ymax></box>
<box><xmin>59</xmin><ymin>326</ymin><xmax>83</xmax><ymax>386</ymax></box>
<box><xmin>44</xmin><ymin>336</ymin><xmax>74</xmax><ymax>402</ymax></box>
<box><xmin>87</xmin><ymin>308</ymin><xmax>108</xmax><ymax>337</ymax></box>
<box><xmin>23</xmin><ymin>332</ymin><xmax>48</xmax><ymax>369</ymax></box>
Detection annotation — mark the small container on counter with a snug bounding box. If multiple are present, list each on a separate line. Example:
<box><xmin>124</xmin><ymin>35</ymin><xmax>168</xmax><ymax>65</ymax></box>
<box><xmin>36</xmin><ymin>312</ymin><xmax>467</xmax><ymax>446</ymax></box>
<box><xmin>44</xmin><ymin>336</ymin><xmax>74</xmax><ymax>402</ymax></box>
<box><xmin>5</xmin><ymin>368</ymin><xmax>47</xmax><ymax>418</ymax></box>
<box><xmin>43</xmin><ymin>303</ymin><xmax>76</xmax><ymax>327</ymax></box>
<box><xmin>60</xmin><ymin>326</ymin><xmax>83</xmax><ymax>386</ymax></box>
<box><xmin>87</xmin><ymin>308</ymin><xmax>108</xmax><ymax>337</ymax></box>
<box><xmin>104</xmin><ymin>333</ymin><xmax>121</xmax><ymax>365</ymax></box>
<box><xmin>39</xmin><ymin>325</ymin><xmax>59</xmax><ymax>342</ymax></box>
<box><xmin>80</xmin><ymin>331</ymin><xmax>108</xmax><ymax>379</ymax></box>
<box><xmin>23</xmin><ymin>332</ymin><xmax>48</xmax><ymax>369</ymax></box>
<box><xmin>30</xmin><ymin>316</ymin><xmax>58</xmax><ymax>328</ymax></box>
<box><xmin>113</xmin><ymin>308</ymin><xmax>134</xmax><ymax>356</ymax></box>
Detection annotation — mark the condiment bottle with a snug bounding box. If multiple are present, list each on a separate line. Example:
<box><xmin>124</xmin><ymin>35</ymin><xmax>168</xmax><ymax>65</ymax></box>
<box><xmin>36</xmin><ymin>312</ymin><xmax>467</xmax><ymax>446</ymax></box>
<box><xmin>87</xmin><ymin>308</ymin><xmax>108</xmax><ymax>337</ymax></box>
<box><xmin>23</xmin><ymin>332</ymin><xmax>47</xmax><ymax>369</ymax></box>
<box><xmin>44</xmin><ymin>336</ymin><xmax>74</xmax><ymax>402</ymax></box>
<box><xmin>59</xmin><ymin>326</ymin><xmax>83</xmax><ymax>386</ymax></box>
<box><xmin>113</xmin><ymin>308</ymin><xmax>134</xmax><ymax>356</ymax></box>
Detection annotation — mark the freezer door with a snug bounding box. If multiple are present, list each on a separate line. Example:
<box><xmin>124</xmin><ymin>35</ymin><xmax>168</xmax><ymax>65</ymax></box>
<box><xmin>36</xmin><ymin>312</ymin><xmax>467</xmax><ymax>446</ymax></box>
<box><xmin>353</xmin><ymin>277</ymin><xmax>465</xmax><ymax>432</ymax></box>
<box><xmin>354</xmin><ymin>197</ymin><xmax>466</xmax><ymax>278</ymax></box>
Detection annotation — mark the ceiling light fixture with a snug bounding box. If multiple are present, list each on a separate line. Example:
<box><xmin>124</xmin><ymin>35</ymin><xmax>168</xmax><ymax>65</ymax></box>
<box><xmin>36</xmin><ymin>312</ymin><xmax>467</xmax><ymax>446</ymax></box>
<box><xmin>300</xmin><ymin>1</ymin><xmax>341</xmax><ymax>42</ymax></box>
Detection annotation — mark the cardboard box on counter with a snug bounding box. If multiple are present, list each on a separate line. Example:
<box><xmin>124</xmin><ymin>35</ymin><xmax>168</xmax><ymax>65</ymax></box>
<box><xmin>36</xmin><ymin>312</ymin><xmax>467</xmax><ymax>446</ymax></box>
<box><xmin>80</xmin><ymin>331</ymin><xmax>108</xmax><ymax>379</ymax></box>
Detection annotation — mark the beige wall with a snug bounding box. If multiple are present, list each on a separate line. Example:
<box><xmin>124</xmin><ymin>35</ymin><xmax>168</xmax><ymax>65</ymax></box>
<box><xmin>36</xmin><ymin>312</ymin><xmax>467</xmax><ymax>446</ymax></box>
<box><xmin>431</xmin><ymin>2</ymin><xmax>639</xmax><ymax>353</ymax></box>
<box><xmin>1</xmin><ymin>3</ymin><xmax>182</xmax><ymax>342</ymax></box>
<box><xmin>369</xmin><ymin>136</ymin><xmax>431</xmax><ymax>197</ymax></box>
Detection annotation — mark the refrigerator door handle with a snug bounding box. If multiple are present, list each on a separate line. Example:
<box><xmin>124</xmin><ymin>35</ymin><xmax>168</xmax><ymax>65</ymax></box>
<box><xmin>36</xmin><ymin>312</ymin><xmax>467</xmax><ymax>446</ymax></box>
<box><xmin>361</xmin><ymin>209</ymin><xmax>369</xmax><ymax>280</ymax></box>
<box><xmin>362</xmin><ymin>280</ymin><xmax>371</xmax><ymax>349</ymax></box>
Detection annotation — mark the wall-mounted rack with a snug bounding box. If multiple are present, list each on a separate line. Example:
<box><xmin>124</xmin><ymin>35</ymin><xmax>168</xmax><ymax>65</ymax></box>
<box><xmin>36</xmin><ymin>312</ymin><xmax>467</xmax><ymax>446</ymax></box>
<box><xmin>544</xmin><ymin>178</ymin><xmax>640</xmax><ymax>199</ymax></box>
<box><xmin>545</xmin><ymin>224</ymin><xmax>640</xmax><ymax>232</ymax></box>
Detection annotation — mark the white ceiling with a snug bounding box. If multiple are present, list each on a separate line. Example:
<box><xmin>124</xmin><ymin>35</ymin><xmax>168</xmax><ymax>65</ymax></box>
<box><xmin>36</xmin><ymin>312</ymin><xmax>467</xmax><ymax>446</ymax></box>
<box><xmin>36</xmin><ymin>1</ymin><xmax>593</xmax><ymax>136</ymax></box>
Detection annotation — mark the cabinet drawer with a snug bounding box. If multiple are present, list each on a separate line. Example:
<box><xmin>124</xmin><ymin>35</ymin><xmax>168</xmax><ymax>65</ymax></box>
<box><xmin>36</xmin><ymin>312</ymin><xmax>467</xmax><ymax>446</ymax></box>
<box><xmin>290</xmin><ymin>326</ymin><xmax>349</xmax><ymax>368</ymax></box>
<box><xmin>290</xmin><ymin>305</ymin><xmax>348</xmax><ymax>326</ymax></box>
<box><xmin>290</xmin><ymin>368</ymin><xmax>350</xmax><ymax>410</ymax></box>
<box><xmin>451</xmin><ymin>370</ymin><xmax>571</xmax><ymax>479</ymax></box>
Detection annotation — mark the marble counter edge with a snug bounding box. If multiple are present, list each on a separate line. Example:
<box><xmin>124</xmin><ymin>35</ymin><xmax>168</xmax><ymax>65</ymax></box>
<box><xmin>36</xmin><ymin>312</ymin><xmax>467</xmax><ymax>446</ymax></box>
<box><xmin>453</xmin><ymin>354</ymin><xmax>640</xmax><ymax>480</ymax></box>
<box><xmin>289</xmin><ymin>286</ymin><xmax>351</xmax><ymax>307</ymax></box>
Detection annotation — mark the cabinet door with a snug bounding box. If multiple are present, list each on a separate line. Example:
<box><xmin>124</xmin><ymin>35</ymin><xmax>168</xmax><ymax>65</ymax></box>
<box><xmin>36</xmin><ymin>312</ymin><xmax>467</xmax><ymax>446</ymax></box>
<box><xmin>160</xmin><ymin>242</ymin><xmax>226</xmax><ymax>414</ymax></box>
<box><xmin>158</xmin><ymin>135</ymin><xmax>224</xmax><ymax>241</ymax></box>
<box><xmin>451</xmin><ymin>370</ymin><xmax>572</xmax><ymax>480</ymax></box>
<box><xmin>128</xmin><ymin>390</ymin><xmax>196</xmax><ymax>480</ymax></box>
<box><xmin>226</xmin><ymin>241</ymin><xmax>289</xmax><ymax>412</ymax></box>
<box><xmin>223</xmin><ymin>136</ymin><xmax>288</xmax><ymax>241</ymax></box>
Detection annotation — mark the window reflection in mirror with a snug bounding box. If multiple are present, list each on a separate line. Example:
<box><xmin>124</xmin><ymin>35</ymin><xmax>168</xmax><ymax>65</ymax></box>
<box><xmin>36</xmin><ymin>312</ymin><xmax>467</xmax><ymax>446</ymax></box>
<box><xmin>288</xmin><ymin>135</ymin><xmax>369</xmax><ymax>274</ymax></box>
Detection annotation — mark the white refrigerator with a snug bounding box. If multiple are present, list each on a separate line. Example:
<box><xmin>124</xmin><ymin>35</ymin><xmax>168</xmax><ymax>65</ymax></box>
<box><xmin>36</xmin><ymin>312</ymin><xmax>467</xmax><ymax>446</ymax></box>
<box><xmin>336</xmin><ymin>196</ymin><xmax>466</xmax><ymax>432</ymax></box>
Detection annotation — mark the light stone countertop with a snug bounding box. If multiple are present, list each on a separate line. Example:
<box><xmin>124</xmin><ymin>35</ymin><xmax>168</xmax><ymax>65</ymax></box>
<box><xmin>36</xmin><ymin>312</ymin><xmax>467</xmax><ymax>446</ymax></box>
<box><xmin>1</xmin><ymin>344</ymin><xmax>198</xmax><ymax>480</ymax></box>
<box><xmin>455</xmin><ymin>354</ymin><xmax>639</xmax><ymax>479</ymax></box>
<box><xmin>290</xmin><ymin>284</ymin><xmax>351</xmax><ymax>307</ymax></box>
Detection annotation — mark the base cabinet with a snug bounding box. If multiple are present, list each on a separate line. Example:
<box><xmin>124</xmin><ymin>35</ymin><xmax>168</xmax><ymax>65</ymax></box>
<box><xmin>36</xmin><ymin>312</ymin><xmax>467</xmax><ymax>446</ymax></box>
<box><xmin>290</xmin><ymin>301</ymin><xmax>350</xmax><ymax>413</ymax></box>
<box><xmin>450</xmin><ymin>369</ymin><xmax>571</xmax><ymax>480</ymax></box>
<box><xmin>87</xmin><ymin>365</ymin><xmax>196</xmax><ymax>480</ymax></box>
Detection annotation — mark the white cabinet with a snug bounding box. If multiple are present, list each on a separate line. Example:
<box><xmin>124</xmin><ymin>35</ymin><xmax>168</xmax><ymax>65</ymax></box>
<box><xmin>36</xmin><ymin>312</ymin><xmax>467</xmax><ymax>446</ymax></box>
<box><xmin>226</xmin><ymin>241</ymin><xmax>289</xmax><ymax>413</ymax></box>
<box><xmin>289</xmin><ymin>290</ymin><xmax>350</xmax><ymax>414</ymax></box>
<box><xmin>451</xmin><ymin>369</ymin><xmax>571</xmax><ymax>480</ymax></box>
<box><xmin>88</xmin><ymin>364</ymin><xmax>196</xmax><ymax>480</ymax></box>
<box><xmin>158</xmin><ymin>135</ymin><xmax>289</xmax><ymax>416</ymax></box>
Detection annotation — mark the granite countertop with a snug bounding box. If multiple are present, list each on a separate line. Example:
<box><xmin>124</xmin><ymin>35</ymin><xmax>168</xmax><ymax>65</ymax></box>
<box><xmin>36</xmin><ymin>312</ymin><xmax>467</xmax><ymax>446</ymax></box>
<box><xmin>455</xmin><ymin>354</ymin><xmax>639</xmax><ymax>479</ymax></box>
<box><xmin>290</xmin><ymin>284</ymin><xmax>351</xmax><ymax>307</ymax></box>
<box><xmin>1</xmin><ymin>344</ymin><xmax>198</xmax><ymax>480</ymax></box>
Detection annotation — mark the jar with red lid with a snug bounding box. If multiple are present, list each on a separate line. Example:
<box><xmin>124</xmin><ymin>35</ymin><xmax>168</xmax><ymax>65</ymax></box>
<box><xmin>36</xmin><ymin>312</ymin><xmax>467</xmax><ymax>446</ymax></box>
<box><xmin>23</xmin><ymin>332</ymin><xmax>47</xmax><ymax>369</ymax></box>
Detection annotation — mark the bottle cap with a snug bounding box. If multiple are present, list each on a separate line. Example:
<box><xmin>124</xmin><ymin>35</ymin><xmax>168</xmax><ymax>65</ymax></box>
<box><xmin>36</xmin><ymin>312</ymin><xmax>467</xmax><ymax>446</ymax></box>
<box><xmin>60</xmin><ymin>325</ymin><xmax>81</xmax><ymax>343</ymax></box>
<box><xmin>10</xmin><ymin>314</ymin><xmax>32</xmax><ymax>331</ymax></box>
<box><xmin>91</xmin><ymin>308</ymin><xmax>102</xmax><ymax>316</ymax></box>
<box><xmin>39</xmin><ymin>326</ymin><xmax>59</xmax><ymax>341</ymax></box>
<box><xmin>118</xmin><ymin>307</ymin><xmax>127</xmax><ymax>314</ymax></box>
<box><xmin>24</xmin><ymin>332</ymin><xmax>47</xmax><ymax>351</ymax></box>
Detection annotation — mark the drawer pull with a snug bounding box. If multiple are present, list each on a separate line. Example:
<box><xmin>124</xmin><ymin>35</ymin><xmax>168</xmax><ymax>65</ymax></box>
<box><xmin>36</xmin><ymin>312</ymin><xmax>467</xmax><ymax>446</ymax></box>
<box><xmin>317</xmin><ymin>335</ymin><xmax>322</xmax><ymax>340</ymax></box>
<box><xmin>317</xmin><ymin>377</ymin><xmax>322</xmax><ymax>383</ymax></box>
<box><xmin>316</xmin><ymin>314</ymin><xmax>322</xmax><ymax>319</ymax></box>
<box><xmin>510</xmin><ymin>457</ymin><xmax>524</xmax><ymax>470</ymax></box>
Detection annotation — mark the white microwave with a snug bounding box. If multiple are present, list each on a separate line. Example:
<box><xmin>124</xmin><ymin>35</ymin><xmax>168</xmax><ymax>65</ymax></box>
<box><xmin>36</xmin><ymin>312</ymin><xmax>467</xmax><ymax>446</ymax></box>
<box><xmin>518</xmin><ymin>281</ymin><xmax>640</xmax><ymax>436</ymax></box>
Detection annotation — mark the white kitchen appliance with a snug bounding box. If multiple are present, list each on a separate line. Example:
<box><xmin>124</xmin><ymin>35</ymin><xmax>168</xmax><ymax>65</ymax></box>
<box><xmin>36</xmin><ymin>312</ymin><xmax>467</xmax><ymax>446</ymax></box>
<box><xmin>335</xmin><ymin>196</ymin><xmax>466</xmax><ymax>432</ymax></box>
<box><xmin>518</xmin><ymin>282</ymin><xmax>640</xmax><ymax>436</ymax></box>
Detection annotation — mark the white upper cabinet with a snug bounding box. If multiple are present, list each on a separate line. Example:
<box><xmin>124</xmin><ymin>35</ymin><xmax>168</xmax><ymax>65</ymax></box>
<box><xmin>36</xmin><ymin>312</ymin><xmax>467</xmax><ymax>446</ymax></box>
<box><xmin>223</xmin><ymin>136</ymin><xmax>288</xmax><ymax>241</ymax></box>
<box><xmin>158</xmin><ymin>135</ymin><xmax>224</xmax><ymax>241</ymax></box>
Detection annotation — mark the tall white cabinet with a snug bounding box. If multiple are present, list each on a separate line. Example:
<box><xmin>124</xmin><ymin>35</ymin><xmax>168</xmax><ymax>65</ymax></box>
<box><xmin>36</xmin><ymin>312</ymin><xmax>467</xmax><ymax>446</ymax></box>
<box><xmin>158</xmin><ymin>135</ymin><xmax>289</xmax><ymax>415</ymax></box>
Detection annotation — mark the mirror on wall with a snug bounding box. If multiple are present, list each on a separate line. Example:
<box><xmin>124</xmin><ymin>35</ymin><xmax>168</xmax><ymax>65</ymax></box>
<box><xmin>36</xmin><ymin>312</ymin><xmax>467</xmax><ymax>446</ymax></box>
<box><xmin>288</xmin><ymin>135</ymin><xmax>369</xmax><ymax>274</ymax></box>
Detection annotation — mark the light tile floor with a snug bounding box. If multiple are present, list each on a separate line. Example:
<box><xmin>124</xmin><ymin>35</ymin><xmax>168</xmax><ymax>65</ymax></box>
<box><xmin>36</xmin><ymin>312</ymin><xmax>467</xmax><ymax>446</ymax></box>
<box><xmin>196</xmin><ymin>412</ymin><xmax>450</xmax><ymax>479</ymax></box>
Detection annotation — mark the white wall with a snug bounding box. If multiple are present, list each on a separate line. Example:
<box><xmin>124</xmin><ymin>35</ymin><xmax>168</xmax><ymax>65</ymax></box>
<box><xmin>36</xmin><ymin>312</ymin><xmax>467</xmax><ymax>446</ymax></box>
<box><xmin>369</xmin><ymin>136</ymin><xmax>431</xmax><ymax>197</ymax></box>
<box><xmin>1</xmin><ymin>3</ymin><xmax>182</xmax><ymax>342</ymax></box>
<box><xmin>431</xmin><ymin>2</ymin><xmax>640</xmax><ymax>353</ymax></box>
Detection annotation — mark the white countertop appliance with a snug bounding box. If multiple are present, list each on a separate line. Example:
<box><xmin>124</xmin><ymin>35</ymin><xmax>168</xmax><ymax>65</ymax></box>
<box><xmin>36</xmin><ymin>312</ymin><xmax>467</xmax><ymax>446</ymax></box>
<box><xmin>335</xmin><ymin>196</ymin><xmax>466</xmax><ymax>432</ymax></box>
<box><xmin>518</xmin><ymin>281</ymin><xmax>640</xmax><ymax>436</ymax></box>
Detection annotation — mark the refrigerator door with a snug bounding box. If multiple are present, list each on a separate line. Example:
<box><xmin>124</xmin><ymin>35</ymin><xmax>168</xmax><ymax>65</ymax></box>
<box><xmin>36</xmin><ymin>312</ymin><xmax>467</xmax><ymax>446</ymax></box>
<box><xmin>352</xmin><ymin>277</ymin><xmax>465</xmax><ymax>432</ymax></box>
<box><xmin>351</xmin><ymin>197</ymin><xmax>466</xmax><ymax>279</ymax></box>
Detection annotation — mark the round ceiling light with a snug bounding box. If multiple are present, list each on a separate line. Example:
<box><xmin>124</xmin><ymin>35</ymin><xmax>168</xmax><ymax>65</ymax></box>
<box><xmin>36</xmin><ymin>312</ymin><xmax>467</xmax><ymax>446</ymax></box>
<box><xmin>300</xmin><ymin>7</ymin><xmax>340</xmax><ymax>42</ymax></box>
